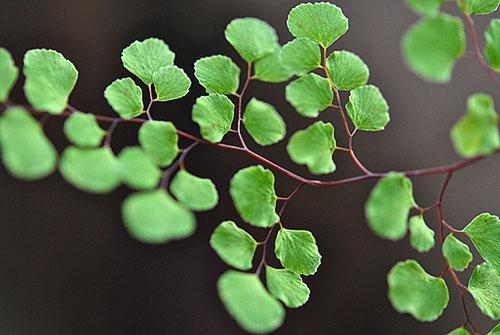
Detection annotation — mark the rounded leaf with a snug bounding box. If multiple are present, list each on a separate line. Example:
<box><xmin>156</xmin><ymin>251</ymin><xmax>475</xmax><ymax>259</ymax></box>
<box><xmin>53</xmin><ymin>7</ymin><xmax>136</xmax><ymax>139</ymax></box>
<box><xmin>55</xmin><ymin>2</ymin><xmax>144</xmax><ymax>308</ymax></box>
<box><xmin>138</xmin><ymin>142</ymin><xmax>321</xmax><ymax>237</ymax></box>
<box><xmin>409</xmin><ymin>215</ymin><xmax>435</xmax><ymax>253</ymax></box>
<box><xmin>118</xmin><ymin>146</ymin><xmax>161</xmax><ymax>190</ymax></box>
<box><xmin>194</xmin><ymin>55</ymin><xmax>240</xmax><ymax>94</ymax></box>
<box><xmin>275</xmin><ymin>228</ymin><xmax>322</xmax><ymax>276</ymax></box>
<box><xmin>280</xmin><ymin>38</ymin><xmax>321</xmax><ymax>76</ymax></box>
<box><xmin>152</xmin><ymin>65</ymin><xmax>191</xmax><ymax>102</ymax></box>
<box><xmin>192</xmin><ymin>94</ymin><xmax>235</xmax><ymax>143</ymax></box>
<box><xmin>345</xmin><ymin>85</ymin><xmax>389</xmax><ymax>131</ymax></box>
<box><xmin>485</xmin><ymin>19</ymin><xmax>500</xmax><ymax>72</ymax></box>
<box><xmin>254</xmin><ymin>49</ymin><xmax>293</xmax><ymax>83</ymax></box>
<box><xmin>169</xmin><ymin>170</ymin><xmax>219</xmax><ymax>211</ymax></box>
<box><xmin>63</xmin><ymin>111</ymin><xmax>105</xmax><ymax>148</ymax></box>
<box><xmin>243</xmin><ymin>98</ymin><xmax>286</xmax><ymax>146</ymax></box>
<box><xmin>326</xmin><ymin>50</ymin><xmax>369</xmax><ymax>91</ymax></box>
<box><xmin>443</xmin><ymin>234</ymin><xmax>473</xmax><ymax>271</ymax></box>
<box><xmin>0</xmin><ymin>48</ymin><xmax>19</xmax><ymax>103</ymax></box>
<box><xmin>138</xmin><ymin>120</ymin><xmax>179</xmax><ymax>167</ymax></box>
<box><xmin>463</xmin><ymin>213</ymin><xmax>500</xmax><ymax>274</ymax></box>
<box><xmin>104</xmin><ymin>78</ymin><xmax>144</xmax><ymax>119</ymax></box>
<box><xmin>266</xmin><ymin>266</ymin><xmax>310</xmax><ymax>308</ymax></box>
<box><xmin>285</xmin><ymin>73</ymin><xmax>333</xmax><ymax>118</ymax></box>
<box><xmin>468</xmin><ymin>262</ymin><xmax>500</xmax><ymax>319</ymax></box>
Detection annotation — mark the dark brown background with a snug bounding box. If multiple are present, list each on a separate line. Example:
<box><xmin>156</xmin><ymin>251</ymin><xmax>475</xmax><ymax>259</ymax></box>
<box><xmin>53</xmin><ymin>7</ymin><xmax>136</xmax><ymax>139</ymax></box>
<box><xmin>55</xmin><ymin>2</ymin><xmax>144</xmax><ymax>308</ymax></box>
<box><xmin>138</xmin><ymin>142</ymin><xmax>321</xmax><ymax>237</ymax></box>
<box><xmin>0</xmin><ymin>0</ymin><xmax>498</xmax><ymax>334</ymax></box>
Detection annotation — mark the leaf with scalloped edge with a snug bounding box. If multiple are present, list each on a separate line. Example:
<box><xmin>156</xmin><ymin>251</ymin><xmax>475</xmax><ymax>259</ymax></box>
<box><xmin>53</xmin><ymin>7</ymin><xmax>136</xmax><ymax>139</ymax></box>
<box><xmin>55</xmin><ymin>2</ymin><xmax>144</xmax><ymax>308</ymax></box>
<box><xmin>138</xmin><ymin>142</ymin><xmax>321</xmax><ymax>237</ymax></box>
<box><xmin>287</xmin><ymin>2</ymin><xmax>348</xmax><ymax>48</ymax></box>
<box><xmin>63</xmin><ymin>111</ymin><xmax>105</xmax><ymax>148</ymax></box>
<box><xmin>23</xmin><ymin>49</ymin><xmax>78</xmax><ymax>114</ymax></box>
<box><xmin>170</xmin><ymin>170</ymin><xmax>218</xmax><ymax>211</ymax></box>
<box><xmin>327</xmin><ymin>50</ymin><xmax>369</xmax><ymax>91</ymax></box>
<box><xmin>485</xmin><ymin>19</ymin><xmax>500</xmax><ymax>73</ymax></box>
<box><xmin>118</xmin><ymin>146</ymin><xmax>161</xmax><ymax>190</ymax></box>
<box><xmin>224</xmin><ymin>18</ymin><xmax>279</xmax><ymax>62</ymax></box>
<box><xmin>194</xmin><ymin>55</ymin><xmax>240</xmax><ymax>94</ymax></box>
<box><xmin>280</xmin><ymin>38</ymin><xmax>321</xmax><ymax>76</ymax></box>
<box><xmin>138</xmin><ymin>120</ymin><xmax>178</xmax><ymax>167</ymax></box>
<box><xmin>217</xmin><ymin>271</ymin><xmax>284</xmax><ymax>334</ymax></box>
<box><xmin>152</xmin><ymin>65</ymin><xmax>191</xmax><ymax>102</ymax></box>
<box><xmin>275</xmin><ymin>228</ymin><xmax>321</xmax><ymax>276</ymax></box>
<box><xmin>266</xmin><ymin>266</ymin><xmax>310</xmax><ymax>308</ymax></box>
<box><xmin>0</xmin><ymin>107</ymin><xmax>57</xmax><ymax>180</ymax></box>
<box><xmin>0</xmin><ymin>48</ymin><xmax>18</xmax><ymax>103</ymax></box>
<box><xmin>210</xmin><ymin>221</ymin><xmax>257</xmax><ymax>270</ymax></box>
<box><xmin>243</xmin><ymin>98</ymin><xmax>286</xmax><ymax>146</ymax></box>
<box><xmin>443</xmin><ymin>234</ymin><xmax>473</xmax><ymax>271</ymax></box>
<box><xmin>254</xmin><ymin>49</ymin><xmax>293</xmax><ymax>83</ymax></box>
<box><xmin>286</xmin><ymin>73</ymin><xmax>333</xmax><ymax>118</ymax></box>
<box><xmin>468</xmin><ymin>262</ymin><xmax>500</xmax><ymax>319</ymax></box>
<box><xmin>287</xmin><ymin>121</ymin><xmax>336</xmax><ymax>175</ymax></box>
<box><xmin>230</xmin><ymin>165</ymin><xmax>279</xmax><ymax>228</ymax></box>
<box><xmin>122</xmin><ymin>189</ymin><xmax>195</xmax><ymax>244</ymax></box>
<box><xmin>346</xmin><ymin>85</ymin><xmax>389</xmax><ymax>131</ymax></box>
<box><xmin>59</xmin><ymin>147</ymin><xmax>120</xmax><ymax>194</ymax></box>
<box><xmin>388</xmin><ymin>259</ymin><xmax>449</xmax><ymax>321</ymax></box>
<box><xmin>463</xmin><ymin>213</ymin><xmax>500</xmax><ymax>274</ymax></box>
<box><xmin>192</xmin><ymin>94</ymin><xmax>235</xmax><ymax>143</ymax></box>
<box><xmin>409</xmin><ymin>215</ymin><xmax>435</xmax><ymax>253</ymax></box>
<box><xmin>121</xmin><ymin>38</ymin><xmax>175</xmax><ymax>85</ymax></box>
<box><xmin>104</xmin><ymin>78</ymin><xmax>144</xmax><ymax>119</ymax></box>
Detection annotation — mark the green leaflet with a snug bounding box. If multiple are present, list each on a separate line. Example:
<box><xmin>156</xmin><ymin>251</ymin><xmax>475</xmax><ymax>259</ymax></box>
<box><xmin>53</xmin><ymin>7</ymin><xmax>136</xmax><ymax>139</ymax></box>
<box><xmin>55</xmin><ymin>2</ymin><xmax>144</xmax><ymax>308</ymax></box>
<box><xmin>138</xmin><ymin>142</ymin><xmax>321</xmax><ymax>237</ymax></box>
<box><xmin>327</xmin><ymin>50</ymin><xmax>370</xmax><ymax>91</ymax></box>
<box><xmin>485</xmin><ymin>19</ymin><xmax>500</xmax><ymax>73</ymax></box>
<box><xmin>365</xmin><ymin>172</ymin><xmax>415</xmax><ymax>240</ymax></box>
<box><xmin>209</xmin><ymin>221</ymin><xmax>257</xmax><ymax>270</ymax></box>
<box><xmin>442</xmin><ymin>234</ymin><xmax>473</xmax><ymax>271</ymax></box>
<box><xmin>152</xmin><ymin>65</ymin><xmax>191</xmax><ymax>102</ymax></box>
<box><xmin>63</xmin><ymin>111</ymin><xmax>105</xmax><ymax>148</ymax></box>
<box><xmin>59</xmin><ymin>146</ymin><xmax>121</xmax><ymax>193</ymax></box>
<box><xmin>138</xmin><ymin>120</ymin><xmax>179</xmax><ymax>167</ymax></box>
<box><xmin>217</xmin><ymin>271</ymin><xmax>284</xmax><ymax>334</ymax></box>
<box><xmin>468</xmin><ymin>262</ymin><xmax>500</xmax><ymax>320</ymax></box>
<box><xmin>450</xmin><ymin>93</ymin><xmax>499</xmax><ymax>158</ymax></box>
<box><xmin>194</xmin><ymin>55</ymin><xmax>240</xmax><ymax>94</ymax></box>
<box><xmin>243</xmin><ymin>98</ymin><xmax>286</xmax><ymax>146</ymax></box>
<box><xmin>265</xmin><ymin>266</ymin><xmax>310</xmax><ymax>308</ymax></box>
<box><xmin>122</xmin><ymin>189</ymin><xmax>195</xmax><ymax>244</ymax></box>
<box><xmin>275</xmin><ymin>228</ymin><xmax>321</xmax><ymax>276</ymax></box>
<box><xmin>192</xmin><ymin>94</ymin><xmax>235</xmax><ymax>143</ymax></box>
<box><xmin>224</xmin><ymin>18</ymin><xmax>279</xmax><ymax>62</ymax></box>
<box><xmin>169</xmin><ymin>170</ymin><xmax>219</xmax><ymax>211</ymax></box>
<box><xmin>23</xmin><ymin>49</ymin><xmax>78</xmax><ymax>114</ymax></box>
<box><xmin>0</xmin><ymin>48</ymin><xmax>19</xmax><ymax>102</ymax></box>
<box><xmin>287</xmin><ymin>121</ymin><xmax>336</xmax><ymax>175</ymax></box>
<box><xmin>121</xmin><ymin>38</ymin><xmax>175</xmax><ymax>85</ymax></box>
<box><xmin>448</xmin><ymin>327</ymin><xmax>470</xmax><ymax>335</ymax></box>
<box><xmin>459</xmin><ymin>0</ymin><xmax>499</xmax><ymax>15</ymax></box>
<box><xmin>285</xmin><ymin>73</ymin><xmax>333</xmax><ymax>117</ymax></box>
<box><xmin>118</xmin><ymin>146</ymin><xmax>161</xmax><ymax>190</ymax></box>
<box><xmin>345</xmin><ymin>85</ymin><xmax>389</xmax><ymax>131</ymax></box>
<box><xmin>254</xmin><ymin>49</ymin><xmax>293</xmax><ymax>83</ymax></box>
<box><xmin>402</xmin><ymin>14</ymin><xmax>465</xmax><ymax>82</ymax></box>
<box><xmin>280</xmin><ymin>38</ymin><xmax>321</xmax><ymax>76</ymax></box>
<box><xmin>104</xmin><ymin>78</ymin><xmax>144</xmax><ymax>119</ymax></box>
<box><xmin>0</xmin><ymin>107</ymin><xmax>57</xmax><ymax>180</ymax></box>
<box><xmin>463</xmin><ymin>213</ymin><xmax>500</xmax><ymax>274</ymax></box>
<box><xmin>229</xmin><ymin>166</ymin><xmax>279</xmax><ymax>228</ymax></box>
<box><xmin>408</xmin><ymin>215</ymin><xmax>435</xmax><ymax>253</ymax></box>
<box><xmin>287</xmin><ymin>2</ymin><xmax>348</xmax><ymax>48</ymax></box>
<box><xmin>488</xmin><ymin>324</ymin><xmax>500</xmax><ymax>335</ymax></box>
<box><xmin>405</xmin><ymin>0</ymin><xmax>445</xmax><ymax>17</ymax></box>
<box><xmin>387</xmin><ymin>260</ymin><xmax>449</xmax><ymax>321</ymax></box>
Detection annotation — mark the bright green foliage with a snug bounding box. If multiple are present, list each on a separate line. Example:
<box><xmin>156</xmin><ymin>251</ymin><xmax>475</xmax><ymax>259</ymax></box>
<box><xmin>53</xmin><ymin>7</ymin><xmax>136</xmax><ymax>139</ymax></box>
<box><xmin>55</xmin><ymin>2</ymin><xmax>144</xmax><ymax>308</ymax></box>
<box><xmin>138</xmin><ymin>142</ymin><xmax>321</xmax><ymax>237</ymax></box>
<box><xmin>448</xmin><ymin>328</ymin><xmax>470</xmax><ymax>335</ymax></box>
<box><xmin>285</xmin><ymin>73</ymin><xmax>333</xmax><ymax>117</ymax></box>
<box><xmin>451</xmin><ymin>93</ymin><xmax>499</xmax><ymax>158</ymax></box>
<box><xmin>485</xmin><ymin>19</ymin><xmax>500</xmax><ymax>72</ymax></box>
<box><xmin>138</xmin><ymin>121</ymin><xmax>178</xmax><ymax>167</ymax></box>
<box><xmin>217</xmin><ymin>271</ymin><xmax>284</xmax><ymax>334</ymax></box>
<box><xmin>209</xmin><ymin>221</ymin><xmax>257</xmax><ymax>270</ymax></box>
<box><xmin>459</xmin><ymin>0</ymin><xmax>499</xmax><ymax>15</ymax></box>
<box><xmin>243</xmin><ymin>98</ymin><xmax>286</xmax><ymax>146</ymax></box>
<box><xmin>170</xmin><ymin>170</ymin><xmax>218</xmax><ymax>211</ymax></box>
<box><xmin>468</xmin><ymin>262</ymin><xmax>500</xmax><ymax>319</ymax></box>
<box><xmin>192</xmin><ymin>94</ymin><xmax>235</xmax><ymax>143</ymax></box>
<box><xmin>59</xmin><ymin>147</ymin><xmax>120</xmax><ymax>193</ymax></box>
<box><xmin>402</xmin><ymin>14</ymin><xmax>465</xmax><ymax>82</ymax></box>
<box><xmin>405</xmin><ymin>0</ymin><xmax>444</xmax><ymax>17</ymax></box>
<box><xmin>442</xmin><ymin>234</ymin><xmax>473</xmax><ymax>271</ymax></box>
<box><xmin>280</xmin><ymin>38</ymin><xmax>321</xmax><ymax>76</ymax></box>
<box><xmin>122</xmin><ymin>189</ymin><xmax>195</xmax><ymax>244</ymax></box>
<box><xmin>0</xmin><ymin>48</ymin><xmax>18</xmax><ymax>102</ymax></box>
<box><xmin>287</xmin><ymin>2</ymin><xmax>348</xmax><ymax>48</ymax></box>
<box><xmin>488</xmin><ymin>324</ymin><xmax>500</xmax><ymax>335</ymax></box>
<box><xmin>365</xmin><ymin>172</ymin><xmax>415</xmax><ymax>240</ymax></box>
<box><xmin>463</xmin><ymin>213</ymin><xmax>500</xmax><ymax>274</ymax></box>
<box><xmin>121</xmin><ymin>38</ymin><xmax>175</xmax><ymax>85</ymax></box>
<box><xmin>254</xmin><ymin>49</ymin><xmax>293</xmax><ymax>83</ymax></box>
<box><xmin>275</xmin><ymin>228</ymin><xmax>321</xmax><ymax>276</ymax></box>
<box><xmin>0</xmin><ymin>107</ymin><xmax>57</xmax><ymax>180</ymax></box>
<box><xmin>63</xmin><ymin>111</ymin><xmax>105</xmax><ymax>148</ymax></box>
<box><xmin>194</xmin><ymin>55</ymin><xmax>240</xmax><ymax>94</ymax></box>
<box><xmin>327</xmin><ymin>51</ymin><xmax>369</xmax><ymax>91</ymax></box>
<box><xmin>118</xmin><ymin>146</ymin><xmax>161</xmax><ymax>190</ymax></box>
<box><xmin>229</xmin><ymin>166</ymin><xmax>279</xmax><ymax>228</ymax></box>
<box><xmin>345</xmin><ymin>85</ymin><xmax>389</xmax><ymax>131</ymax></box>
<box><xmin>266</xmin><ymin>266</ymin><xmax>310</xmax><ymax>308</ymax></box>
<box><xmin>23</xmin><ymin>49</ymin><xmax>78</xmax><ymax>114</ymax></box>
<box><xmin>408</xmin><ymin>215</ymin><xmax>435</xmax><ymax>253</ymax></box>
<box><xmin>104</xmin><ymin>78</ymin><xmax>144</xmax><ymax>119</ymax></box>
<box><xmin>152</xmin><ymin>65</ymin><xmax>191</xmax><ymax>102</ymax></box>
<box><xmin>224</xmin><ymin>18</ymin><xmax>279</xmax><ymax>62</ymax></box>
<box><xmin>387</xmin><ymin>260</ymin><xmax>449</xmax><ymax>321</ymax></box>
<box><xmin>287</xmin><ymin>121</ymin><xmax>336</xmax><ymax>175</ymax></box>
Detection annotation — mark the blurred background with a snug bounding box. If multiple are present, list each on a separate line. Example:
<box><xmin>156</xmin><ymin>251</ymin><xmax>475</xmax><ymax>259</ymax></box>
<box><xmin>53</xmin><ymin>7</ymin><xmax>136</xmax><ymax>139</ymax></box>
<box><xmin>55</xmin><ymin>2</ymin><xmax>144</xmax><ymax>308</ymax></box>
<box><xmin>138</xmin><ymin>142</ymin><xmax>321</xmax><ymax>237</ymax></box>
<box><xmin>0</xmin><ymin>0</ymin><xmax>498</xmax><ymax>334</ymax></box>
